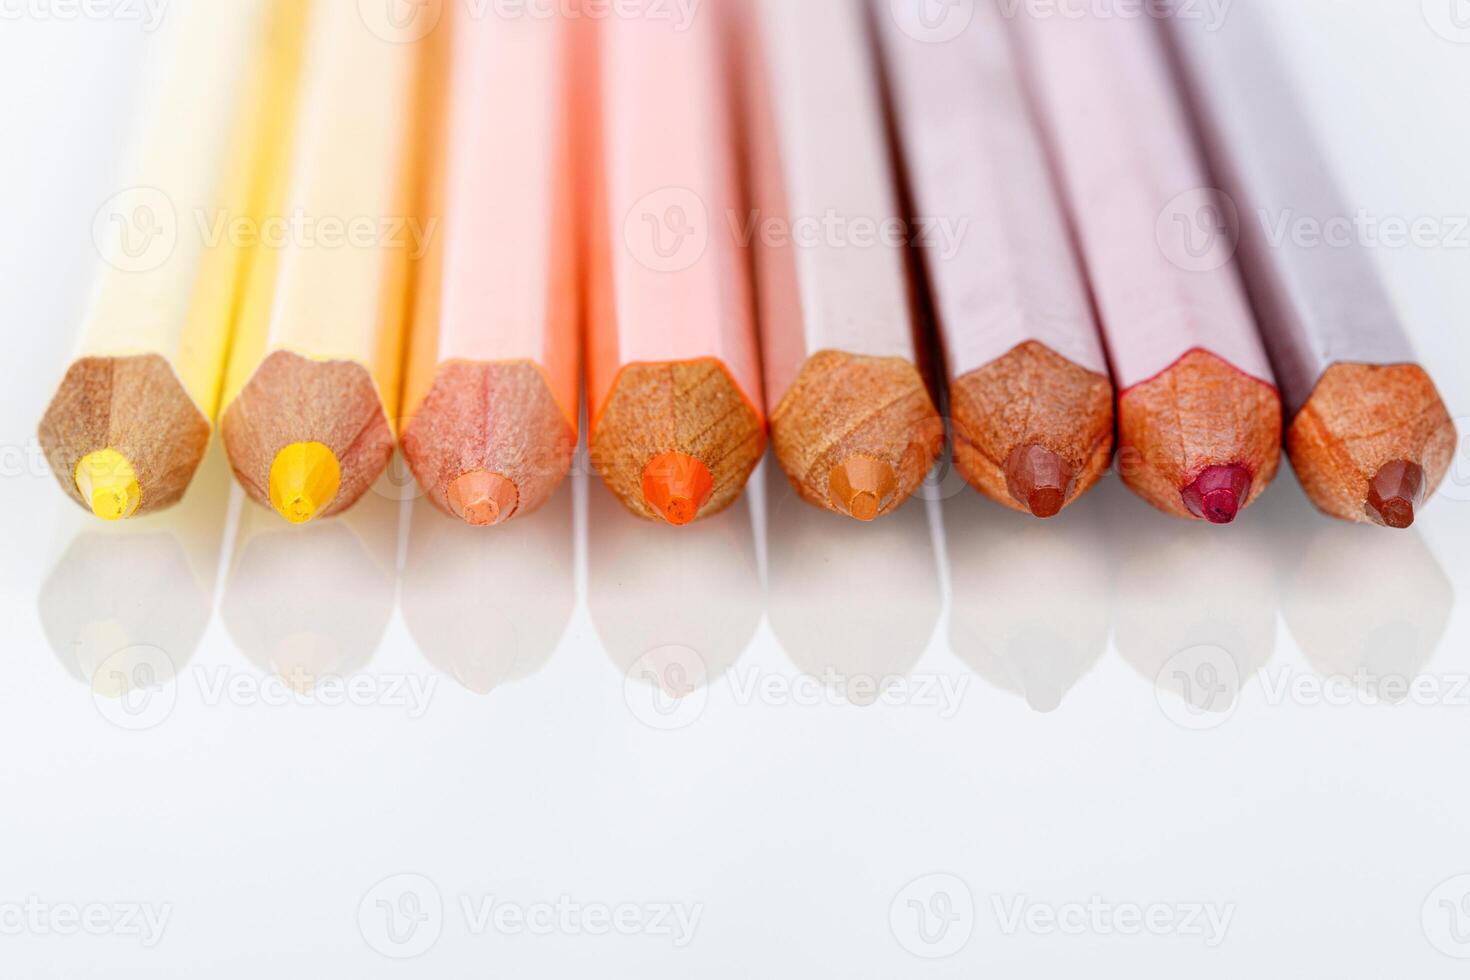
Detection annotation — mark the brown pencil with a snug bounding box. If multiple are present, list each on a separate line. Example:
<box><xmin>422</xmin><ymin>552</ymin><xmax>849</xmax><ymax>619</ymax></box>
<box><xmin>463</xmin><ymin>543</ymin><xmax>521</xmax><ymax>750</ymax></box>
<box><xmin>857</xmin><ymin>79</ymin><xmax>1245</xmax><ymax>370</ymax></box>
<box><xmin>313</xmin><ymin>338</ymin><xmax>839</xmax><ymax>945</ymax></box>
<box><xmin>1164</xmin><ymin>7</ymin><xmax>1456</xmax><ymax>527</ymax></box>
<box><xmin>586</xmin><ymin>2</ymin><xmax>766</xmax><ymax>526</ymax></box>
<box><xmin>399</xmin><ymin>5</ymin><xmax>579</xmax><ymax>526</ymax></box>
<box><xmin>740</xmin><ymin>0</ymin><xmax>942</xmax><ymax>521</ymax></box>
<box><xmin>876</xmin><ymin>0</ymin><xmax>1113</xmax><ymax>518</ymax></box>
<box><xmin>1014</xmin><ymin>7</ymin><xmax>1283</xmax><ymax>524</ymax></box>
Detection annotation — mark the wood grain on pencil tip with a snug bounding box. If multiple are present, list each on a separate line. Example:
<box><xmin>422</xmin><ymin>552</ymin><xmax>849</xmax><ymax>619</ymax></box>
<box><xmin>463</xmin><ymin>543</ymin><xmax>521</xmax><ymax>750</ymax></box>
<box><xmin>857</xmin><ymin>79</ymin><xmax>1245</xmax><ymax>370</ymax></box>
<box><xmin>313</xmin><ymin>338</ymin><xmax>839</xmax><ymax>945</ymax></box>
<box><xmin>1288</xmin><ymin>364</ymin><xmax>1455</xmax><ymax>529</ymax></box>
<box><xmin>949</xmin><ymin>342</ymin><xmax>1114</xmax><ymax>519</ymax></box>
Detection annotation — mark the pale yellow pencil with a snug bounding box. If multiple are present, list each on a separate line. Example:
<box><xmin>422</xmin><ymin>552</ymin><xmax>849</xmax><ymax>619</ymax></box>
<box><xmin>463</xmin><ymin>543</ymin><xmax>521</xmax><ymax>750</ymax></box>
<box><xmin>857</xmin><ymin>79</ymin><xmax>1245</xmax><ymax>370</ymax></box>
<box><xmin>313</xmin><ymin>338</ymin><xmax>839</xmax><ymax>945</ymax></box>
<box><xmin>38</xmin><ymin>1</ymin><xmax>298</xmax><ymax>520</ymax></box>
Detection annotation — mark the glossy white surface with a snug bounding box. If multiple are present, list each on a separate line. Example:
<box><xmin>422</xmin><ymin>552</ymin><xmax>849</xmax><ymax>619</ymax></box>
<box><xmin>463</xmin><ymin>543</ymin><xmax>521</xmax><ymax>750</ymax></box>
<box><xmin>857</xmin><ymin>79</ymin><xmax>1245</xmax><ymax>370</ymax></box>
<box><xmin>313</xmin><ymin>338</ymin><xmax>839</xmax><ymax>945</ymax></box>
<box><xmin>1</xmin><ymin>2</ymin><xmax>1468</xmax><ymax>976</ymax></box>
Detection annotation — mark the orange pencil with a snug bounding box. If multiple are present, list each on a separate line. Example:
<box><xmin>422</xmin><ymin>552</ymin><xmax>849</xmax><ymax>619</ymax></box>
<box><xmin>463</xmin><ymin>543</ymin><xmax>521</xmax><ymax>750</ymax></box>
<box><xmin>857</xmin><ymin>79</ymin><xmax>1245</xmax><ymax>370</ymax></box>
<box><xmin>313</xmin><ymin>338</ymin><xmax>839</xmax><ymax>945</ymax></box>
<box><xmin>586</xmin><ymin>2</ymin><xmax>766</xmax><ymax>526</ymax></box>
<box><xmin>399</xmin><ymin>6</ymin><xmax>579</xmax><ymax>526</ymax></box>
<box><xmin>740</xmin><ymin>0</ymin><xmax>942</xmax><ymax>521</ymax></box>
<box><xmin>1014</xmin><ymin>8</ymin><xmax>1282</xmax><ymax>524</ymax></box>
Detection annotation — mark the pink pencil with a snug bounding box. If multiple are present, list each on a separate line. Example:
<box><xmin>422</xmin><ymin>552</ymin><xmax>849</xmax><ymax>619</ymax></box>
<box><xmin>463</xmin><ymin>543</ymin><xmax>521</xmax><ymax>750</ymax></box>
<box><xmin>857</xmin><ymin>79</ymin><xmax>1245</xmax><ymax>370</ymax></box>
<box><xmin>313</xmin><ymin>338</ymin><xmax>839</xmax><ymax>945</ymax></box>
<box><xmin>1012</xmin><ymin>7</ymin><xmax>1282</xmax><ymax>523</ymax></box>
<box><xmin>399</xmin><ymin>5</ymin><xmax>581</xmax><ymax>527</ymax></box>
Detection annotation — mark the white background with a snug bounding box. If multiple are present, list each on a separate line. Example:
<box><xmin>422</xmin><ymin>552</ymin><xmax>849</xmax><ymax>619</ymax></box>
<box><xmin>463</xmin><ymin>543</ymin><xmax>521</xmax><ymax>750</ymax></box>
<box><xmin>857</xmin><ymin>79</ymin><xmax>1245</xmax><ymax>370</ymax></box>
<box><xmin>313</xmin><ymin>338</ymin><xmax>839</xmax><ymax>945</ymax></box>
<box><xmin>2</xmin><ymin>0</ymin><xmax>1469</xmax><ymax>976</ymax></box>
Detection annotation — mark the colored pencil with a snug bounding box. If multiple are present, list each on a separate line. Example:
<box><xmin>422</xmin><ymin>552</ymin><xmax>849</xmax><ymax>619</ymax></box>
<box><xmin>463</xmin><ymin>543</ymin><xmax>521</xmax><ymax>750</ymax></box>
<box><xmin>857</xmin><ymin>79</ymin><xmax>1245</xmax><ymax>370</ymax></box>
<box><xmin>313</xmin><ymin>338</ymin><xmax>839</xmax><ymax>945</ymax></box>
<box><xmin>38</xmin><ymin>2</ymin><xmax>292</xmax><ymax>521</ymax></box>
<box><xmin>1163</xmin><ymin>8</ymin><xmax>1457</xmax><ymax>528</ymax></box>
<box><xmin>219</xmin><ymin>0</ymin><xmax>432</xmax><ymax>524</ymax></box>
<box><xmin>741</xmin><ymin>0</ymin><xmax>942</xmax><ymax>521</ymax></box>
<box><xmin>1013</xmin><ymin>9</ymin><xmax>1283</xmax><ymax>524</ymax></box>
<box><xmin>399</xmin><ymin>5</ymin><xmax>580</xmax><ymax>527</ymax></box>
<box><xmin>586</xmin><ymin>3</ymin><xmax>767</xmax><ymax>526</ymax></box>
<box><xmin>876</xmin><ymin>0</ymin><xmax>1113</xmax><ymax>519</ymax></box>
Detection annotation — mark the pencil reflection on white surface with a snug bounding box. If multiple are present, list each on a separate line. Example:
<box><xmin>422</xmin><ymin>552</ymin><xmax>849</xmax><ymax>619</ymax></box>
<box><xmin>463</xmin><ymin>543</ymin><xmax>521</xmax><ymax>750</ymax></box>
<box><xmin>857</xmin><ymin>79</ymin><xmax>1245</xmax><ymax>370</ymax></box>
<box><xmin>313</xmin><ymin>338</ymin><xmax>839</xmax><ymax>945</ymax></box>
<box><xmin>588</xmin><ymin>467</ymin><xmax>760</xmax><ymax>698</ymax></box>
<box><xmin>1283</xmin><ymin>524</ymin><xmax>1453</xmax><ymax>701</ymax></box>
<box><xmin>1111</xmin><ymin>481</ymin><xmax>1279</xmax><ymax>717</ymax></box>
<box><xmin>37</xmin><ymin>445</ymin><xmax>230</xmax><ymax>694</ymax></box>
<box><xmin>945</xmin><ymin>485</ymin><xmax>1110</xmax><ymax>712</ymax></box>
<box><xmin>401</xmin><ymin>486</ymin><xmax>573</xmax><ymax>694</ymax></box>
<box><xmin>220</xmin><ymin>485</ymin><xmax>398</xmax><ymax>689</ymax></box>
<box><xmin>765</xmin><ymin>465</ymin><xmax>940</xmax><ymax>704</ymax></box>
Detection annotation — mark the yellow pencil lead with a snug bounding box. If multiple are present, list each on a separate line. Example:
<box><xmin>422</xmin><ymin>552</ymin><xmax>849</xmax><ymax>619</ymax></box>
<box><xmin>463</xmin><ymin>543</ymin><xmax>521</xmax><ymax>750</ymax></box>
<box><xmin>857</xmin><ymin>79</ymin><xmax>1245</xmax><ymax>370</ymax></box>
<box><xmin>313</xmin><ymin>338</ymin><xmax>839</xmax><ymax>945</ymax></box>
<box><xmin>268</xmin><ymin>442</ymin><xmax>341</xmax><ymax>525</ymax></box>
<box><xmin>75</xmin><ymin>449</ymin><xmax>142</xmax><ymax>522</ymax></box>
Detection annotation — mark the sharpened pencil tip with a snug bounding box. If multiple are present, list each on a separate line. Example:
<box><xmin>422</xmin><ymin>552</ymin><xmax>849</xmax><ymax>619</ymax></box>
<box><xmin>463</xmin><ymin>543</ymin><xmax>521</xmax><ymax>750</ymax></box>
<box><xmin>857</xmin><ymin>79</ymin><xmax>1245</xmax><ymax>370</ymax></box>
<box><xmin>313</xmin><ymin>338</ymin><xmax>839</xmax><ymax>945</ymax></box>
<box><xmin>642</xmin><ymin>452</ymin><xmax>713</xmax><ymax>527</ymax></box>
<box><xmin>1366</xmin><ymin>459</ymin><xmax>1425</xmax><ymax>530</ymax></box>
<box><xmin>269</xmin><ymin>442</ymin><xmax>341</xmax><ymax>525</ymax></box>
<box><xmin>1005</xmin><ymin>445</ymin><xmax>1075</xmax><ymax>519</ymax></box>
<box><xmin>1182</xmin><ymin>464</ymin><xmax>1253</xmax><ymax>525</ymax></box>
<box><xmin>75</xmin><ymin>448</ymin><xmax>141</xmax><ymax>522</ymax></box>
<box><xmin>829</xmin><ymin>455</ymin><xmax>898</xmax><ymax>522</ymax></box>
<box><xmin>448</xmin><ymin>470</ymin><xmax>519</xmax><ymax>527</ymax></box>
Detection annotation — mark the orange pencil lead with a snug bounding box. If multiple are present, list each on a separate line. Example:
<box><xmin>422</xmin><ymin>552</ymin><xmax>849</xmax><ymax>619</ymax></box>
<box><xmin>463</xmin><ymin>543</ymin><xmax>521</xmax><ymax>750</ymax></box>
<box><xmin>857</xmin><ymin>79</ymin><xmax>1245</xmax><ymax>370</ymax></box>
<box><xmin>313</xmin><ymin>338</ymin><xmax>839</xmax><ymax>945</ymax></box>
<box><xmin>829</xmin><ymin>455</ymin><xmax>898</xmax><ymax>522</ymax></box>
<box><xmin>1004</xmin><ymin>445</ymin><xmax>1075</xmax><ymax>520</ymax></box>
<box><xmin>448</xmin><ymin>470</ymin><xmax>519</xmax><ymax>527</ymax></box>
<box><xmin>1365</xmin><ymin>460</ymin><xmax>1424</xmax><ymax>530</ymax></box>
<box><xmin>642</xmin><ymin>453</ymin><xmax>714</xmax><ymax>527</ymax></box>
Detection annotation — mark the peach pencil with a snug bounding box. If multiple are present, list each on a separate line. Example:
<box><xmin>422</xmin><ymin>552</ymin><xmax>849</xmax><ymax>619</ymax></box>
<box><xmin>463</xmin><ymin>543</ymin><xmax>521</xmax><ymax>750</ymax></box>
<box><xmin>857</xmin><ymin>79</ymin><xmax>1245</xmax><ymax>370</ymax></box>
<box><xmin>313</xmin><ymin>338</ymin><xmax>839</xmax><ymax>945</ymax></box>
<box><xmin>876</xmin><ymin>0</ymin><xmax>1113</xmax><ymax>518</ymax></box>
<box><xmin>400</xmin><ymin>5</ymin><xmax>579</xmax><ymax>527</ymax></box>
<box><xmin>1013</xmin><ymin>8</ymin><xmax>1282</xmax><ymax>524</ymax></box>
<box><xmin>219</xmin><ymin>0</ymin><xmax>434</xmax><ymax>524</ymax></box>
<box><xmin>741</xmin><ymin>0</ymin><xmax>943</xmax><ymax>521</ymax></box>
<box><xmin>1164</xmin><ymin>7</ymin><xmax>1456</xmax><ymax>528</ymax></box>
<box><xmin>586</xmin><ymin>1</ymin><xmax>766</xmax><ymax>526</ymax></box>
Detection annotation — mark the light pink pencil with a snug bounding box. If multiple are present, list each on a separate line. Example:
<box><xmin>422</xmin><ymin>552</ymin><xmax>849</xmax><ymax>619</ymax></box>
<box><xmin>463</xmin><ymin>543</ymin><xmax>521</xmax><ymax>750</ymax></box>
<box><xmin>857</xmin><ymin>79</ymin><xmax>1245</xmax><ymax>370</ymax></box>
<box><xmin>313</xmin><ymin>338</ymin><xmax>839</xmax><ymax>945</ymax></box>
<box><xmin>399</xmin><ymin>5</ymin><xmax>581</xmax><ymax>527</ymax></box>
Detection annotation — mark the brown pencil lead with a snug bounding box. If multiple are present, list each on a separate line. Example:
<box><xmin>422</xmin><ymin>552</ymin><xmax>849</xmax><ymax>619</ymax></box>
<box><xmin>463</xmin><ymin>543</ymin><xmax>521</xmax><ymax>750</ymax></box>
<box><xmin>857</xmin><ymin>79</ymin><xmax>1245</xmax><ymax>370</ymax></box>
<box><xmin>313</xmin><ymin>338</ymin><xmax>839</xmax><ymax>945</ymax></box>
<box><xmin>829</xmin><ymin>455</ymin><xmax>898</xmax><ymax>522</ymax></box>
<box><xmin>1365</xmin><ymin>459</ymin><xmax>1425</xmax><ymax>530</ymax></box>
<box><xmin>1181</xmin><ymin>464</ymin><xmax>1253</xmax><ymax>526</ymax></box>
<box><xmin>1005</xmin><ymin>445</ymin><xmax>1075</xmax><ymax>519</ymax></box>
<box><xmin>642</xmin><ymin>452</ymin><xmax>714</xmax><ymax>527</ymax></box>
<box><xmin>448</xmin><ymin>470</ymin><xmax>519</xmax><ymax>528</ymax></box>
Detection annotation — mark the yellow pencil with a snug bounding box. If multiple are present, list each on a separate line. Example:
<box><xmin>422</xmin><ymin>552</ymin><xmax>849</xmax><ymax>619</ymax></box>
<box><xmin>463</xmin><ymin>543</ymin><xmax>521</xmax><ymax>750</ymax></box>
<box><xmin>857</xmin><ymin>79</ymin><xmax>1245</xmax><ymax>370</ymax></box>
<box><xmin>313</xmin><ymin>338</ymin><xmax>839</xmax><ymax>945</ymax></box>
<box><xmin>37</xmin><ymin>1</ymin><xmax>296</xmax><ymax>521</ymax></box>
<box><xmin>219</xmin><ymin>0</ymin><xmax>438</xmax><ymax>524</ymax></box>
